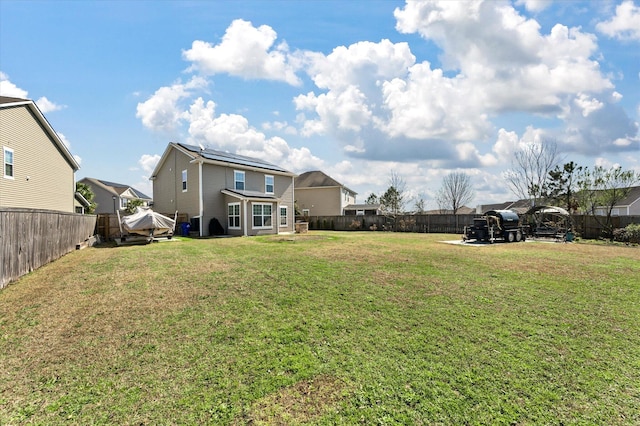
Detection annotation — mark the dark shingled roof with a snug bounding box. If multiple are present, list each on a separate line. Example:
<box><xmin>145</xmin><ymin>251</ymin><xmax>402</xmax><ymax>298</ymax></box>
<box><xmin>295</xmin><ymin>170</ymin><xmax>355</xmax><ymax>194</ymax></box>
<box><xmin>178</xmin><ymin>143</ymin><xmax>291</xmax><ymax>174</ymax></box>
<box><xmin>84</xmin><ymin>177</ymin><xmax>152</xmax><ymax>200</ymax></box>
<box><xmin>0</xmin><ymin>96</ymin><xmax>29</xmax><ymax>105</ymax></box>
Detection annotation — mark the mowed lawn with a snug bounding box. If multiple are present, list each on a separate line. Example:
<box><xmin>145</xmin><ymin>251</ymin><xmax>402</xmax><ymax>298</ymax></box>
<box><xmin>1</xmin><ymin>232</ymin><xmax>639</xmax><ymax>425</ymax></box>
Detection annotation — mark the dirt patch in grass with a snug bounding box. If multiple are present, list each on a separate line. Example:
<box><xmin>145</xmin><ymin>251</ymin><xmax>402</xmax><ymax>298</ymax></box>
<box><xmin>237</xmin><ymin>375</ymin><xmax>350</xmax><ymax>425</ymax></box>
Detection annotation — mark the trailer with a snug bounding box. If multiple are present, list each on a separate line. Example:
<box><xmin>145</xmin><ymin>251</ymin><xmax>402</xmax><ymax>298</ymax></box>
<box><xmin>463</xmin><ymin>209</ymin><xmax>526</xmax><ymax>243</ymax></box>
<box><xmin>522</xmin><ymin>205</ymin><xmax>574</xmax><ymax>242</ymax></box>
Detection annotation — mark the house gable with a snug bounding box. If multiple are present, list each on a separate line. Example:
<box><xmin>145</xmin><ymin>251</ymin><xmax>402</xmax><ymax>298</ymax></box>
<box><xmin>294</xmin><ymin>170</ymin><xmax>357</xmax><ymax>216</ymax></box>
<box><xmin>0</xmin><ymin>97</ymin><xmax>79</xmax><ymax>212</ymax></box>
<box><xmin>78</xmin><ymin>177</ymin><xmax>151</xmax><ymax>214</ymax></box>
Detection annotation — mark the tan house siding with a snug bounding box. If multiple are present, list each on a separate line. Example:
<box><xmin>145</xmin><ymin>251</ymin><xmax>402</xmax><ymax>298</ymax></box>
<box><xmin>296</xmin><ymin>186</ymin><xmax>342</xmax><ymax>216</ymax></box>
<box><xmin>0</xmin><ymin>104</ymin><xmax>75</xmax><ymax>212</ymax></box>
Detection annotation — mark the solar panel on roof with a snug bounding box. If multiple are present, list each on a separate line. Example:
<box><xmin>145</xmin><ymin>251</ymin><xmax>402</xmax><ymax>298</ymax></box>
<box><xmin>178</xmin><ymin>143</ymin><xmax>290</xmax><ymax>173</ymax></box>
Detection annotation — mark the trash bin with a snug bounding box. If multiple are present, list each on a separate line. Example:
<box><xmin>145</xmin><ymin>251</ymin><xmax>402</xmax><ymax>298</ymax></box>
<box><xmin>180</xmin><ymin>222</ymin><xmax>190</xmax><ymax>236</ymax></box>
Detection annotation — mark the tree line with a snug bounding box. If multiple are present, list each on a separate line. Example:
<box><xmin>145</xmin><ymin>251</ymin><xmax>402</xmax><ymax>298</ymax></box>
<box><xmin>363</xmin><ymin>138</ymin><xmax>639</xmax><ymax>238</ymax></box>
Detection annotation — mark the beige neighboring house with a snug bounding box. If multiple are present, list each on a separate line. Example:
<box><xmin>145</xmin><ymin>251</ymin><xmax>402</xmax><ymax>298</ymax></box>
<box><xmin>343</xmin><ymin>204</ymin><xmax>384</xmax><ymax>216</ymax></box>
<box><xmin>1</xmin><ymin>96</ymin><xmax>80</xmax><ymax>212</ymax></box>
<box><xmin>295</xmin><ymin>170</ymin><xmax>357</xmax><ymax>216</ymax></box>
<box><xmin>151</xmin><ymin>142</ymin><xmax>295</xmax><ymax>236</ymax></box>
<box><xmin>78</xmin><ymin>177</ymin><xmax>152</xmax><ymax>214</ymax></box>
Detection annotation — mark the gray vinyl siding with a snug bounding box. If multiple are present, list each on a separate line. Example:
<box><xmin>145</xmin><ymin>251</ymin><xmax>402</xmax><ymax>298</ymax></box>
<box><xmin>152</xmin><ymin>149</ymin><xmax>200</xmax><ymax>218</ymax></box>
<box><xmin>201</xmin><ymin>165</ymin><xmax>227</xmax><ymax>236</ymax></box>
<box><xmin>0</xmin><ymin>105</ymin><xmax>75</xmax><ymax>212</ymax></box>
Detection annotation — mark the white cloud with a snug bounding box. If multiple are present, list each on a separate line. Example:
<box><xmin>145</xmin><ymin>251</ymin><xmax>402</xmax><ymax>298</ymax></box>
<box><xmin>0</xmin><ymin>72</ymin><xmax>28</xmax><ymax>98</ymax></box>
<box><xmin>183</xmin><ymin>19</ymin><xmax>302</xmax><ymax>85</ymax></box>
<box><xmin>138</xmin><ymin>154</ymin><xmax>161</xmax><ymax>176</ymax></box>
<box><xmin>35</xmin><ymin>96</ymin><xmax>65</xmax><ymax>113</ymax></box>
<box><xmin>515</xmin><ymin>0</ymin><xmax>553</xmax><ymax>13</ymax></box>
<box><xmin>0</xmin><ymin>73</ymin><xmax>65</xmax><ymax>112</ymax></box>
<box><xmin>395</xmin><ymin>1</ymin><xmax>612</xmax><ymax>113</ymax></box>
<box><xmin>574</xmin><ymin>93</ymin><xmax>604</xmax><ymax>117</ymax></box>
<box><xmin>136</xmin><ymin>76</ymin><xmax>207</xmax><ymax>132</ymax></box>
<box><xmin>596</xmin><ymin>1</ymin><xmax>640</xmax><ymax>41</ymax></box>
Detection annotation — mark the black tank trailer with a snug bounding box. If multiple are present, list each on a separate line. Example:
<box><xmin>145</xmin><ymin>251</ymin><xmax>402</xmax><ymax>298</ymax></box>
<box><xmin>462</xmin><ymin>209</ymin><xmax>526</xmax><ymax>243</ymax></box>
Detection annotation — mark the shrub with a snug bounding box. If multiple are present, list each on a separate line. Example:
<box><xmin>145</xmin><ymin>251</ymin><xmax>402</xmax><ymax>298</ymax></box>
<box><xmin>349</xmin><ymin>219</ymin><xmax>362</xmax><ymax>230</ymax></box>
<box><xmin>613</xmin><ymin>223</ymin><xmax>640</xmax><ymax>244</ymax></box>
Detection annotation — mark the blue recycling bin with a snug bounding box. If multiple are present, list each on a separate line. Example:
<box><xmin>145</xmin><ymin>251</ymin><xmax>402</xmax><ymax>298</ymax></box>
<box><xmin>180</xmin><ymin>222</ymin><xmax>190</xmax><ymax>236</ymax></box>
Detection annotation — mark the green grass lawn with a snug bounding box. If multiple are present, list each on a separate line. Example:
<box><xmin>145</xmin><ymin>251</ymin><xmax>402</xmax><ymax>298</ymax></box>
<box><xmin>1</xmin><ymin>232</ymin><xmax>639</xmax><ymax>425</ymax></box>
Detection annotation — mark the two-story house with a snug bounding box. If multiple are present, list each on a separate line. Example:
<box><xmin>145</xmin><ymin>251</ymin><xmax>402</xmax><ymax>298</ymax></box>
<box><xmin>78</xmin><ymin>177</ymin><xmax>152</xmax><ymax>214</ymax></box>
<box><xmin>151</xmin><ymin>142</ymin><xmax>295</xmax><ymax>236</ymax></box>
<box><xmin>1</xmin><ymin>96</ymin><xmax>80</xmax><ymax>212</ymax></box>
<box><xmin>295</xmin><ymin>170</ymin><xmax>357</xmax><ymax>216</ymax></box>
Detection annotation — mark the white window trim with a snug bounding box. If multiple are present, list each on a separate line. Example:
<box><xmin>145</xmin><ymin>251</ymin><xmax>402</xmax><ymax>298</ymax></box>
<box><xmin>3</xmin><ymin>146</ymin><xmax>14</xmax><ymax>179</ymax></box>
<box><xmin>302</xmin><ymin>208</ymin><xmax>310</xmax><ymax>216</ymax></box>
<box><xmin>182</xmin><ymin>169</ymin><xmax>188</xmax><ymax>192</ymax></box>
<box><xmin>228</xmin><ymin>202</ymin><xmax>241</xmax><ymax>229</ymax></box>
<box><xmin>279</xmin><ymin>205</ymin><xmax>288</xmax><ymax>227</ymax></box>
<box><xmin>252</xmin><ymin>202</ymin><xmax>273</xmax><ymax>229</ymax></box>
<box><xmin>120</xmin><ymin>197</ymin><xmax>128</xmax><ymax>209</ymax></box>
<box><xmin>265</xmin><ymin>175</ymin><xmax>274</xmax><ymax>194</ymax></box>
<box><xmin>234</xmin><ymin>170</ymin><xmax>245</xmax><ymax>191</ymax></box>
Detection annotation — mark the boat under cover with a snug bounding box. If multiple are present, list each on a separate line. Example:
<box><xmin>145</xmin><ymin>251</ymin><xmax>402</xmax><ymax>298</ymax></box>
<box><xmin>121</xmin><ymin>207</ymin><xmax>176</xmax><ymax>237</ymax></box>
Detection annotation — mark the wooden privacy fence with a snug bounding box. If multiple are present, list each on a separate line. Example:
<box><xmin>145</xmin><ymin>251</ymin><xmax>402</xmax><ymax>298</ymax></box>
<box><xmin>298</xmin><ymin>214</ymin><xmax>640</xmax><ymax>240</ymax></box>
<box><xmin>300</xmin><ymin>214</ymin><xmax>477</xmax><ymax>234</ymax></box>
<box><xmin>0</xmin><ymin>208</ymin><xmax>96</xmax><ymax>289</ymax></box>
<box><xmin>95</xmin><ymin>212</ymin><xmax>188</xmax><ymax>241</ymax></box>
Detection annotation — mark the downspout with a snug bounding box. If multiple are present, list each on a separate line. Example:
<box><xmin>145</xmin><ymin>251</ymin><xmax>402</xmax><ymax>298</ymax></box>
<box><xmin>199</xmin><ymin>160</ymin><xmax>204</xmax><ymax>237</ymax></box>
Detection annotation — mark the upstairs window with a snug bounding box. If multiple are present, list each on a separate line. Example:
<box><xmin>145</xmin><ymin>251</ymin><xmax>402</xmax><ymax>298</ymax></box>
<box><xmin>3</xmin><ymin>147</ymin><xmax>14</xmax><ymax>178</ymax></box>
<box><xmin>234</xmin><ymin>170</ymin><xmax>245</xmax><ymax>191</ymax></box>
<box><xmin>265</xmin><ymin>175</ymin><xmax>274</xmax><ymax>194</ymax></box>
<box><xmin>182</xmin><ymin>170</ymin><xmax>187</xmax><ymax>192</ymax></box>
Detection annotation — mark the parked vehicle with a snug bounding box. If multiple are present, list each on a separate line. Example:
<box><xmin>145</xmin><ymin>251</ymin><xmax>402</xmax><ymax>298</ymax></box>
<box><xmin>463</xmin><ymin>209</ymin><xmax>526</xmax><ymax>243</ymax></box>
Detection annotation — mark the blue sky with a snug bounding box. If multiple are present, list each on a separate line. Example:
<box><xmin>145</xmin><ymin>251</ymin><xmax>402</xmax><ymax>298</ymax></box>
<box><xmin>1</xmin><ymin>0</ymin><xmax>639</xmax><ymax>208</ymax></box>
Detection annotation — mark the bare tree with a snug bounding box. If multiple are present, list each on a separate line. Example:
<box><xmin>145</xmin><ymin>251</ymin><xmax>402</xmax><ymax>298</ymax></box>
<box><xmin>380</xmin><ymin>170</ymin><xmax>407</xmax><ymax>214</ymax></box>
<box><xmin>505</xmin><ymin>138</ymin><xmax>560</xmax><ymax>205</ymax></box>
<box><xmin>413</xmin><ymin>194</ymin><xmax>427</xmax><ymax>214</ymax></box>
<box><xmin>436</xmin><ymin>172</ymin><xmax>475</xmax><ymax>214</ymax></box>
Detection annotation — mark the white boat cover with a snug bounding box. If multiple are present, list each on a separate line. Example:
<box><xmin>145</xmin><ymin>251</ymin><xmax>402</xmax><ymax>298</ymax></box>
<box><xmin>122</xmin><ymin>207</ymin><xmax>175</xmax><ymax>236</ymax></box>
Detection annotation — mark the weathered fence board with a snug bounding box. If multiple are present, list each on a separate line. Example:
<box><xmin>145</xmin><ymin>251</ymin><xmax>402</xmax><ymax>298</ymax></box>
<box><xmin>0</xmin><ymin>208</ymin><xmax>96</xmax><ymax>289</ymax></box>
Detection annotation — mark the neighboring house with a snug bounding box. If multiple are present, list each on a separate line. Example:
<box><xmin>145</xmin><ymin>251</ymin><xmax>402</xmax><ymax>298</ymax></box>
<box><xmin>424</xmin><ymin>206</ymin><xmax>475</xmax><ymax>215</ymax></box>
<box><xmin>78</xmin><ymin>177</ymin><xmax>152</xmax><ymax>214</ymax></box>
<box><xmin>476</xmin><ymin>199</ymin><xmax>532</xmax><ymax>215</ymax></box>
<box><xmin>343</xmin><ymin>204</ymin><xmax>384</xmax><ymax>216</ymax></box>
<box><xmin>151</xmin><ymin>142</ymin><xmax>295</xmax><ymax>236</ymax></box>
<box><xmin>74</xmin><ymin>192</ymin><xmax>91</xmax><ymax>214</ymax></box>
<box><xmin>0</xmin><ymin>96</ymin><xmax>80</xmax><ymax>212</ymax></box>
<box><xmin>593</xmin><ymin>186</ymin><xmax>640</xmax><ymax>216</ymax></box>
<box><xmin>295</xmin><ymin>170</ymin><xmax>357</xmax><ymax>216</ymax></box>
